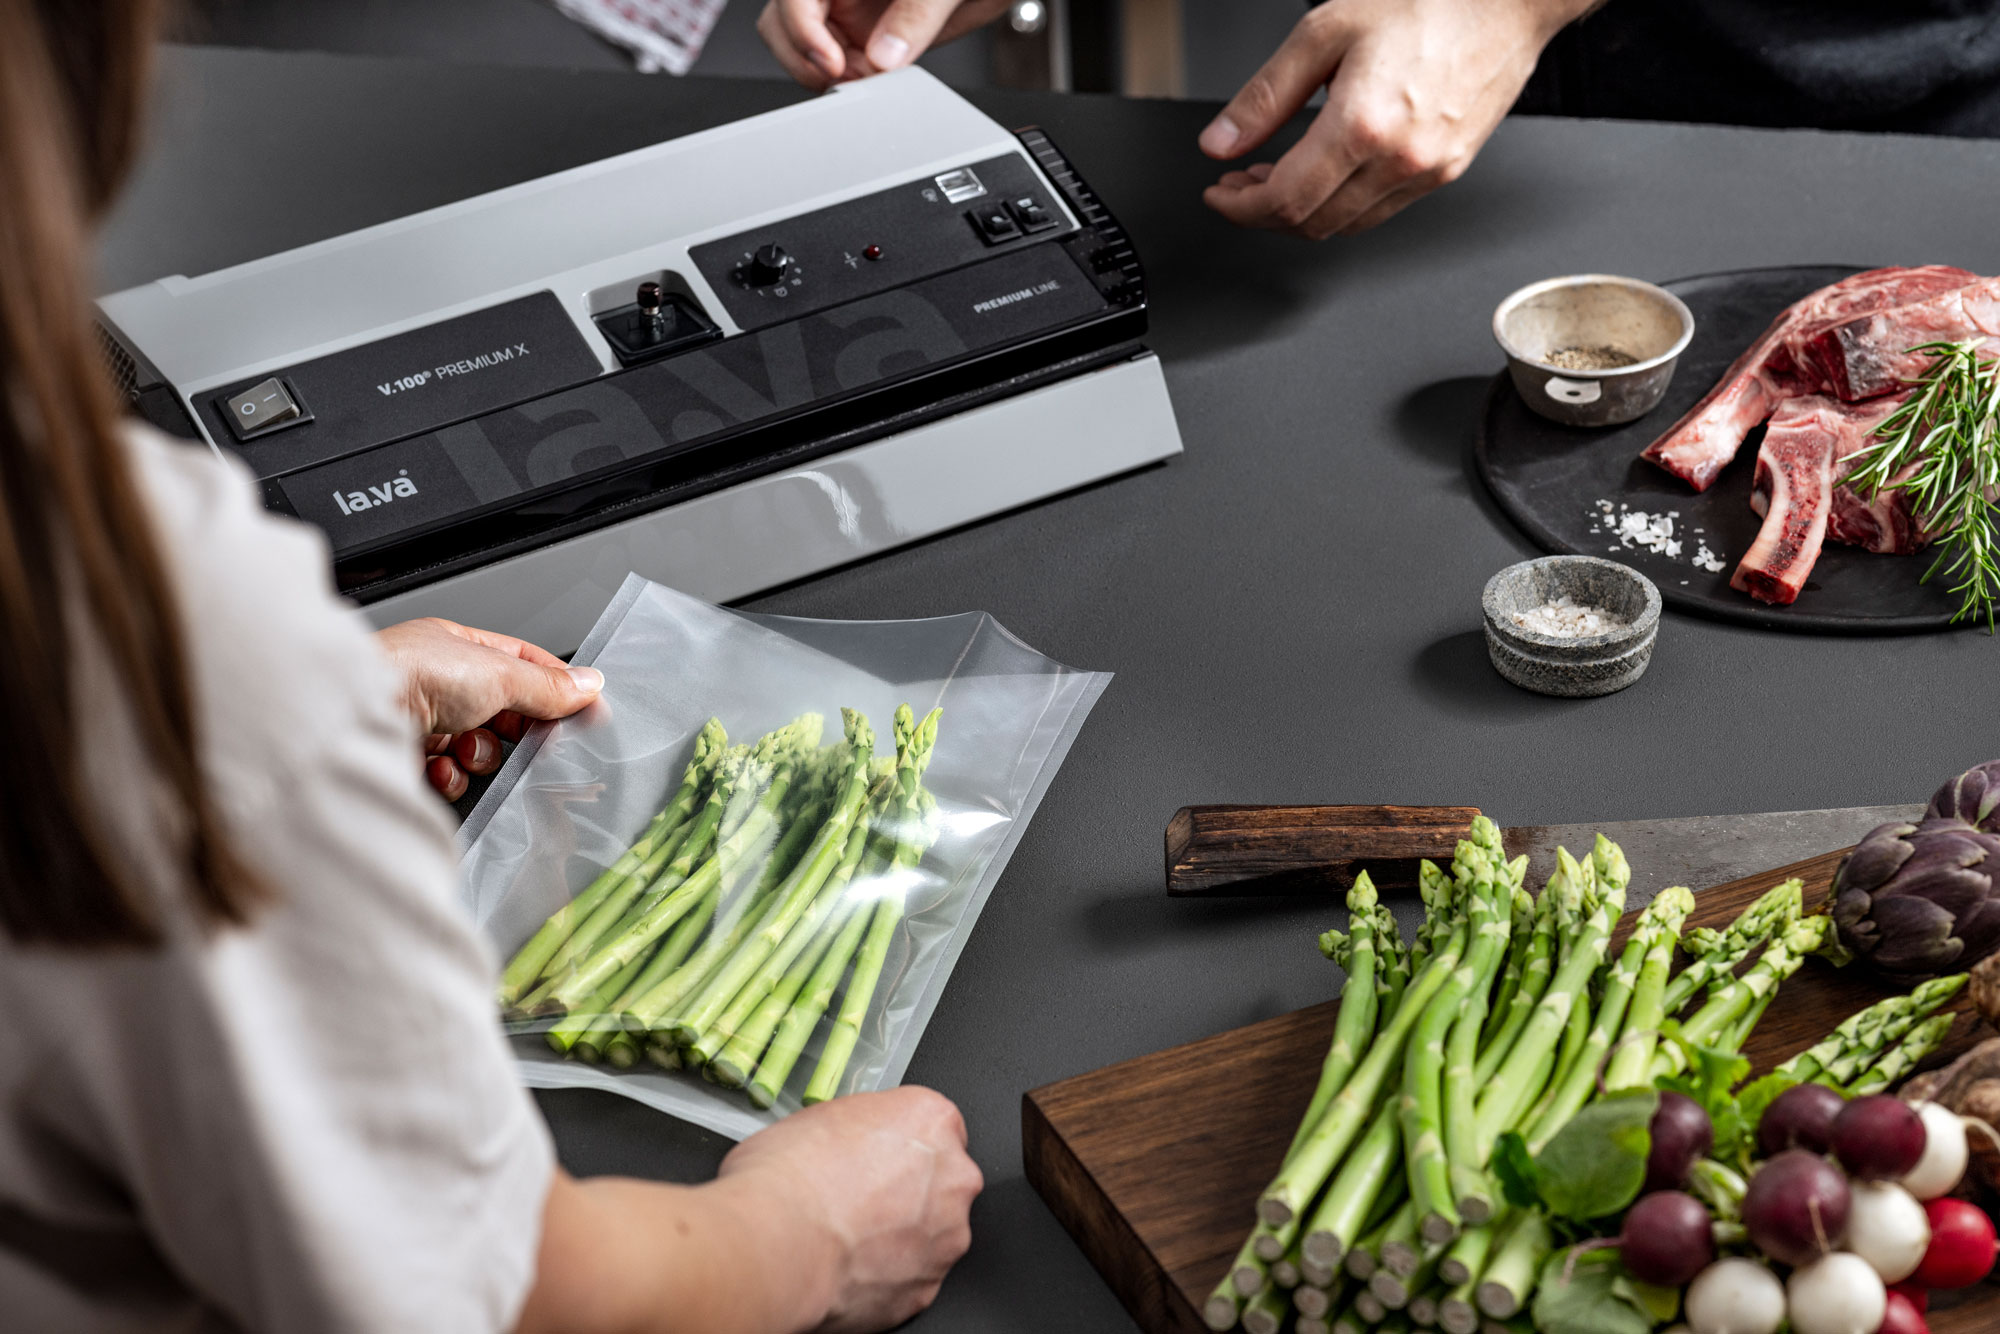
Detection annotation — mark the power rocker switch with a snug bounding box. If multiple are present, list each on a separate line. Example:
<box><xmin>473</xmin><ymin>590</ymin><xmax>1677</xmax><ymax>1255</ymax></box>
<box><xmin>225</xmin><ymin>377</ymin><xmax>303</xmax><ymax>440</ymax></box>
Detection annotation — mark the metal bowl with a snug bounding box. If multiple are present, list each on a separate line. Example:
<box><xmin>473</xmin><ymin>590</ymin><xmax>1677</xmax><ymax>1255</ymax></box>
<box><xmin>1493</xmin><ymin>275</ymin><xmax>1695</xmax><ymax>427</ymax></box>
<box><xmin>1482</xmin><ymin>555</ymin><xmax>1662</xmax><ymax>697</ymax></box>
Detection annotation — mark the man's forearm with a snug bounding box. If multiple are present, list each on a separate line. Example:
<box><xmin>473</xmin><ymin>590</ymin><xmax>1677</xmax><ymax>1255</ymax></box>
<box><xmin>516</xmin><ymin>1170</ymin><xmax>835</xmax><ymax>1334</ymax></box>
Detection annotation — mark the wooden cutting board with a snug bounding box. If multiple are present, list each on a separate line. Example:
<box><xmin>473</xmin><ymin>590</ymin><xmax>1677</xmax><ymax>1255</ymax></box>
<box><xmin>1023</xmin><ymin>847</ymin><xmax>1996</xmax><ymax>1334</ymax></box>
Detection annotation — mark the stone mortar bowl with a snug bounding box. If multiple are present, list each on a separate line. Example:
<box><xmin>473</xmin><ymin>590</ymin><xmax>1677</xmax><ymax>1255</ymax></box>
<box><xmin>1482</xmin><ymin>555</ymin><xmax>1662</xmax><ymax>698</ymax></box>
<box><xmin>1493</xmin><ymin>274</ymin><xmax>1695</xmax><ymax>428</ymax></box>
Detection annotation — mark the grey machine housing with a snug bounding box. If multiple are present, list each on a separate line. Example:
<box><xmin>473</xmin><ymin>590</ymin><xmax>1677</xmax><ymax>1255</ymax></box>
<box><xmin>95</xmin><ymin>68</ymin><xmax>1183</xmax><ymax>653</ymax></box>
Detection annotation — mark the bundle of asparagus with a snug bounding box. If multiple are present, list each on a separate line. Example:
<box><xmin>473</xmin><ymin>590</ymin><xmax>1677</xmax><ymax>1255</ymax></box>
<box><xmin>496</xmin><ymin>703</ymin><xmax>944</xmax><ymax>1110</ymax></box>
<box><xmin>1205</xmin><ymin>820</ymin><xmax>1964</xmax><ymax>1334</ymax></box>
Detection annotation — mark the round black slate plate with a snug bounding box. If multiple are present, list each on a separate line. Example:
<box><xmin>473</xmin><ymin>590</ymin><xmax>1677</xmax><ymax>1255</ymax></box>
<box><xmin>1475</xmin><ymin>264</ymin><xmax>1963</xmax><ymax>634</ymax></box>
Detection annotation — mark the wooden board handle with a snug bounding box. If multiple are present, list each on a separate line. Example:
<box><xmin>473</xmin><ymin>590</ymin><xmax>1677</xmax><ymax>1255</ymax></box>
<box><xmin>1164</xmin><ymin>804</ymin><xmax>1481</xmax><ymax>897</ymax></box>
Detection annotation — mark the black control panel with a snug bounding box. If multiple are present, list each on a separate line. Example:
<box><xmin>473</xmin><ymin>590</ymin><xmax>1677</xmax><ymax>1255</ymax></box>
<box><xmin>162</xmin><ymin>130</ymin><xmax>1151</xmax><ymax>602</ymax></box>
<box><xmin>688</xmin><ymin>152</ymin><xmax>1075</xmax><ymax>333</ymax></box>
<box><xmin>198</xmin><ymin>292</ymin><xmax>603</xmax><ymax>481</ymax></box>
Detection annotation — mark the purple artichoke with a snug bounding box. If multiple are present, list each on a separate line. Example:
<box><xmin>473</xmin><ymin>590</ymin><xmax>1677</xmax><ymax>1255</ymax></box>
<box><xmin>1927</xmin><ymin>759</ymin><xmax>2000</xmax><ymax>832</ymax></box>
<box><xmin>1831</xmin><ymin>816</ymin><xmax>2000</xmax><ymax>976</ymax></box>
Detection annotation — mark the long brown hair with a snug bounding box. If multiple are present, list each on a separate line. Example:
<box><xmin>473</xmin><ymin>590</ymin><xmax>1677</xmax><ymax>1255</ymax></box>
<box><xmin>0</xmin><ymin>0</ymin><xmax>266</xmax><ymax>945</ymax></box>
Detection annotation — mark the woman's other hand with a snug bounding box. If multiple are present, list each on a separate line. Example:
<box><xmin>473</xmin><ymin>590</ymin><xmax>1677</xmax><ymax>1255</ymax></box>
<box><xmin>1201</xmin><ymin>0</ymin><xmax>1592</xmax><ymax>238</ymax></box>
<box><xmin>374</xmin><ymin>618</ymin><xmax>603</xmax><ymax>801</ymax></box>
<box><xmin>719</xmin><ymin>1086</ymin><xmax>983</xmax><ymax>1330</ymax></box>
<box><xmin>518</xmin><ymin>1087</ymin><xmax>982</xmax><ymax>1334</ymax></box>
<box><xmin>756</xmin><ymin>0</ymin><xmax>1011</xmax><ymax>89</ymax></box>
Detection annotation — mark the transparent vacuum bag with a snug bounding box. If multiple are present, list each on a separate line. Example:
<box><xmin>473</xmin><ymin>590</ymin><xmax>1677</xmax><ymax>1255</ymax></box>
<box><xmin>458</xmin><ymin>575</ymin><xmax>1110</xmax><ymax>1140</ymax></box>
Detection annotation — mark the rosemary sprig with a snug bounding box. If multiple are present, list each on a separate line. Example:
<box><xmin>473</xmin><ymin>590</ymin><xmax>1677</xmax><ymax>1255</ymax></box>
<box><xmin>1840</xmin><ymin>338</ymin><xmax>2000</xmax><ymax>631</ymax></box>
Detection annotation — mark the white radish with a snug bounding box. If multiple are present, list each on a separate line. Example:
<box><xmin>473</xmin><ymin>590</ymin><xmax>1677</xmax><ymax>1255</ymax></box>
<box><xmin>1842</xmin><ymin>1180</ymin><xmax>1931</xmax><ymax>1282</ymax></box>
<box><xmin>1787</xmin><ymin>1252</ymin><xmax>1887</xmax><ymax>1334</ymax></box>
<box><xmin>1684</xmin><ymin>1257</ymin><xmax>1785</xmax><ymax>1334</ymax></box>
<box><xmin>1900</xmin><ymin>1101</ymin><xmax>1970</xmax><ymax>1200</ymax></box>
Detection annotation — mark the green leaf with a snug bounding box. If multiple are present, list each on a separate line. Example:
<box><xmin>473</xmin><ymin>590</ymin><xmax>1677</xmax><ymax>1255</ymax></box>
<box><xmin>1613</xmin><ymin>1273</ymin><xmax>1681</xmax><ymax>1325</ymax></box>
<box><xmin>1734</xmin><ymin>1073</ymin><xmax>1799</xmax><ymax>1149</ymax></box>
<box><xmin>1533</xmin><ymin>1092</ymin><xmax>1659</xmax><ymax>1222</ymax></box>
<box><xmin>1532</xmin><ymin>1249</ymin><xmax>1654</xmax><ymax>1334</ymax></box>
<box><xmin>1493</xmin><ymin>1131</ymin><xmax>1541</xmax><ymax>1211</ymax></box>
<box><xmin>1657</xmin><ymin>1023</ymin><xmax>1755</xmax><ymax>1167</ymax></box>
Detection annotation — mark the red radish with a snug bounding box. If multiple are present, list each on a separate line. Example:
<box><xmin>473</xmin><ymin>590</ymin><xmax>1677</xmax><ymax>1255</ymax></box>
<box><xmin>1759</xmin><ymin>1083</ymin><xmax>1846</xmax><ymax>1156</ymax></box>
<box><xmin>1619</xmin><ymin>1190</ymin><xmax>1715</xmax><ymax>1286</ymax></box>
<box><xmin>1832</xmin><ymin>1096</ymin><xmax>1928</xmax><ymax>1181</ymax></box>
<box><xmin>1743</xmin><ymin>1149</ymin><xmax>1851</xmax><ymax>1267</ymax></box>
<box><xmin>1912</xmin><ymin>1197</ymin><xmax>1999</xmax><ymax>1288</ymax></box>
<box><xmin>1888</xmin><ymin>1279</ymin><xmax>1928</xmax><ymax>1313</ymax></box>
<box><xmin>1645</xmin><ymin>1091</ymin><xmax>1716</xmax><ymax>1193</ymax></box>
<box><xmin>1878</xmin><ymin>1288</ymin><xmax>1929</xmax><ymax>1334</ymax></box>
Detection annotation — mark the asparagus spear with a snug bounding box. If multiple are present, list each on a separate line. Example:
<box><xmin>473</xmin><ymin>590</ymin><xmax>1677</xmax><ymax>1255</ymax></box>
<box><xmin>800</xmin><ymin>816</ymin><xmax>940</xmax><ymax>1104</ymax></box>
<box><xmin>538</xmin><ymin>739</ymin><xmax>760</xmax><ymax>985</ymax></box>
<box><xmin>550</xmin><ymin>720</ymin><xmax>830</xmax><ymax>1012</ymax></box>
<box><xmin>1784</xmin><ymin>974</ymin><xmax>1969</xmax><ymax>1086</ymax></box>
<box><xmin>1302</xmin><ymin>1087</ymin><xmax>1406</xmax><ymax>1268</ymax></box>
<box><xmin>1441</xmin><ymin>826</ymin><xmax>1520</xmax><ymax>1228</ymax></box>
<box><xmin>1472</xmin><ymin>842</ymin><xmax>1626</xmax><ymax>1154</ymax></box>
<box><xmin>1202</xmin><ymin>1272</ymin><xmax>1245</xmax><ymax>1332</ymax></box>
<box><xmin>1261</xmin><ymin>913</ymin><xmax>1473</xmax><ymax>1229</ymax></box>
<box><xmin>1522</xmin><ymin>887</ymin><xmax>1695</xmax><ymax>1153</ymax></box>
<box><xmin>1479</xmin><ymin>887</ymin><xmax>1538</xmax><ymax>1053</ymax></box>
<box><xmin>1377</xmin><ymin>1198</ymin><xmax>1425</xmax><ymax>1277</ymax></box>
<box><xmin>1473</xmin><ymin>867</ymin><xmax>1565</xmax><ymax>1086</ymax></box>
<box><xmin>668</xmin><ymin>709</ymin><xmax>881</xmax><ymax>1047</ymax></box>
<box><xmin>1602</xmin><ymin>886</ymin><xmax>1696</xmax><ymax>1090</ymax></box>
<box><xmin>1847</xmin><ymin>1011</ymin><xmax>1957</xmax><ymax>1097</ymax></box>
<box><xmin>1473</xmin><ymin>1211</ymin><xmax>1549</xmax><ymax>1320</ymax></box>
<box><xmin>1438</xmin><ymin>1212</ymin><xmax>1502</xmax><ymax>1287</ymax></box>
<box><xmin>1658</xmin><ymin>879</ymin><xmax>1802</xmax><ymax>1016</ymax></box>
<box><xmin>497</xmin><ymin>719</ymin><xmax>727</xmax><ymax>1005</ymax></box>
<box><xmin>1289</xmin><ymin>875</ymin><xmax>1383</xmax><ymax>1159</ymax></box>
<box><xmin>802</xmin><ymin>712</ymin><xmax>944</xmax><ymax>1104</ymax></box>
<box><xmin>1653</xmin><ymin>916</ymin><xmax>1829</xmax><ymax>1077</ymax></box>
<box><xmin>701</xmin><ymin>805</ymin><xmax>881</xmax><ymax>1084</ymax></box>
<box><xmin>1240</xmin><ymin>1283</ymin><xmax>1289</xmax><ymax>1334</ymax></box>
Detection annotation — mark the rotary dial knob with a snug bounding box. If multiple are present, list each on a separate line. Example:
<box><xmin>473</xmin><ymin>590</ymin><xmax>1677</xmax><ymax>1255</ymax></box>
<box><xmin>741</xmin><ymin>243</ymin><xmax>791</xmax><ymax>287</ymax></box>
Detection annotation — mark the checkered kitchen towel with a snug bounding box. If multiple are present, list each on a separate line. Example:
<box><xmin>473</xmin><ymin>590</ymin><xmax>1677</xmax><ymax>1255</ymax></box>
<box><xmin>550</xmin><ymin>0</ymin><xmax>729</xmax><ymax>74</ymax></box>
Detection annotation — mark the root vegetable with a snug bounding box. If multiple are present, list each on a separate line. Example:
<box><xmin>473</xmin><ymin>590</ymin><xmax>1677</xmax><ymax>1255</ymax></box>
<box><xmin>1744</xmin><ymin>1149</ymin><xmax>1852</xmax><ymax>1268</ymax></box>
<box><xmin>1900</xmin><ymin>1101</ymin><xmax>1971</xmax><ymax>1200</ymax></box>
<box><xmin>1832</xmin><ymin>1096</ymin><xmax>1928</xmax><ymax>1181</ymax></box>
<box><xmin>1785</xmin><ymin>1252</ymin><xmax>1886</xmax><ymax>1334</ymax></box>
<box><xmin>1878</xmin><ymin>1289</ymin><xmax>1929</xmax><ymax>1334</ymax></box>
<box><xmin>1840</xmin><ymin>1180</ymin><xmax>1931</xmax><ymax>1283</ymax></box>
<box><xmin>1619</xmin><ymin>1190</ymin><xmax>1716</xmax><ymax>1286</ymax></box>
<box><xmin>1759</xmin><ymin>1083</ymin><xmax>1847</xmax><ymax>1157</ymax></box>
<box><xmin>1644</xmin><ymin>1091</ymin><xmax>1715</xmax><ymax>1194</ymax></box>
<box><xmin>1684</xmin><ymin>1257</ymin><xmax>1785</xmax><ymax>1334</ymax></box>
<box><xmin>1912</xmin><ymin>1196</ymin><xmax>1999</xmax><ymax>1288</ymax></box>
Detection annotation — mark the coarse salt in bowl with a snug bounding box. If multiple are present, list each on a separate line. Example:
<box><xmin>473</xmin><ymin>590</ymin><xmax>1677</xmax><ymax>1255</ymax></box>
<box><xmin>1481</xmin><ymin>556</ymin><xmax>1661</xmax><ymax>697</ymax></box>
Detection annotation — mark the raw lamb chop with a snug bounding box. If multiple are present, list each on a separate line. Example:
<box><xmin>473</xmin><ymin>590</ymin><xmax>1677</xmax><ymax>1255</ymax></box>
<box><xmin>1800</xmin><ymin>274</ymin><xmax>2000</xmax><ymax>401</ymax></box>
<box><xmin>1642</xmin><ymin>265</ymin><xmax>1976</xmax><ymax>491</ymax></box>
<box><xmin>1733</xmin><ymin>395</ymin><xmax>1930</xmax><ymax>604</ymax></box>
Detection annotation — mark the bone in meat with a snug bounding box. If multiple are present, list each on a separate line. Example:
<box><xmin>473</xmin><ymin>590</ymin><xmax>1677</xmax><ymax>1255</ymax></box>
<box><xmin>1642</xmin><ymin>265</ymin><xmax>1976</xmax><ymax>492</ymax></box>
<box><xmin>1733</xmin><ymin>396</ymin><xmax>1896</xmax><ymax>605</ymax></box>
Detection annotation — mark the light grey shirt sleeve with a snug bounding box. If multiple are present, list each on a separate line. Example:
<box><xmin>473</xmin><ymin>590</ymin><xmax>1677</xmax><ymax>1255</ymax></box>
<box><xmin>0</xmin><ymin>426</ymin><xmax>552</xmax><ymax>1334</ymax></box>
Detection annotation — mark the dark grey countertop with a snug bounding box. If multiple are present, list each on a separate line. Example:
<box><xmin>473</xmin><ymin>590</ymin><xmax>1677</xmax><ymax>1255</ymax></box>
<box><xmin>102</xmin><ymin>47</ymin><xmax>1996</xmax><ymax>1331</ymax></box>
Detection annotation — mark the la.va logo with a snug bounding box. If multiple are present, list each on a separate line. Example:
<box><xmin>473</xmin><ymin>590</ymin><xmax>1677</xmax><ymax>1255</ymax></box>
<box><xmin>331</xmin><ymin>469</ymin><xmax>419</xmax><ymax>515</ymax></box>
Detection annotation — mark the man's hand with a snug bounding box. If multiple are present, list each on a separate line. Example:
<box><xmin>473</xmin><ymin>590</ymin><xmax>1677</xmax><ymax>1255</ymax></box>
<box><xmin>374</xmin><ymin>618</ymin><xmax>603</xmax><ymax>801</ymax></box>
<box><xmin>756</xmin><ymin>0</ymin><xmax>1011</xmax><ymax>89</ymax></box>
<box><xmin>1201</xmin><ymin>0</ymin><xmax>1591</xmax><ymax>239</ymax></box>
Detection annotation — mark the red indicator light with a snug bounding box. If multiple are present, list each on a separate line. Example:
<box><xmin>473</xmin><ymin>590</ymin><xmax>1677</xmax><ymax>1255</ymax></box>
<box><xmin>863</xmin><ymin>244</ymin><xmax>883</xmax><ymax>261</ymax></box>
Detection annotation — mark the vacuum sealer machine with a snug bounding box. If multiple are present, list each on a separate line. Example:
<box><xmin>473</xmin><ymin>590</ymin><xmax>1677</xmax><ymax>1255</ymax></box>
<box><xmin>95</xmin><ymin>69</ymin><xmax>1183</xmax><ymax>651</ymax></box>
